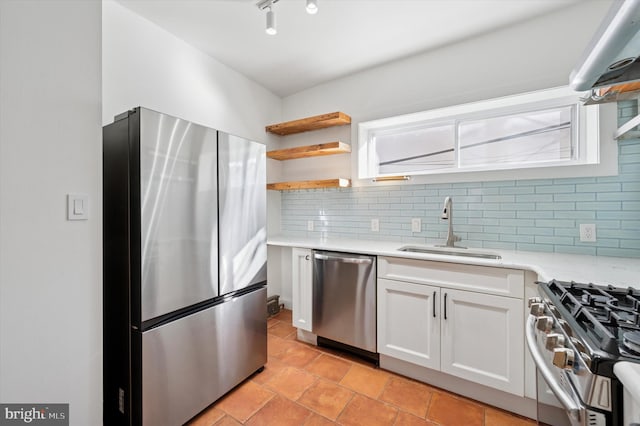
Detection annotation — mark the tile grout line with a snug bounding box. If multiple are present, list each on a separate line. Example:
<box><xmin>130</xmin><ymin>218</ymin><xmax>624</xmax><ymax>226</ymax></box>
<box><xmin>256</xmin><ymin>311</ymin><xmax>536</xmax><ymax>425</ymax></box>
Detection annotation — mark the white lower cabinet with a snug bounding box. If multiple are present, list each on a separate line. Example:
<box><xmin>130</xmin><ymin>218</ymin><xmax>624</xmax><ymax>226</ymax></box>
<box><xmin>291</xmin><ymin>247</ymin><xmax>313</xmax><ymax>331</ymax></box>
<box><xmin>378</xmin><ymin>278</ymin><xmax>440</xmax><ymax>369</ymax></box>
<box><xmin>440</xmin><ymin>287</ymin><xmax>524</xmax><ymax>395</ymax></box>
<box><xmin>377</xmin><ymin>256</ymin><xmax>525</xmax><ymax>396</ymax></box>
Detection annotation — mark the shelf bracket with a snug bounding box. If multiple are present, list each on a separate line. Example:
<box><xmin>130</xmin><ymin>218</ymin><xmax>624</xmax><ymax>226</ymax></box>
<box><xmin>615</xmin><ymin>98</ymin><xmax>640</xmax><ymax>140</ymax></box>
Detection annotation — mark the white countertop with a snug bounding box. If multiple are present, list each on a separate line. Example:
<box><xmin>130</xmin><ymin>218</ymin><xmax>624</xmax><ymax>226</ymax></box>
<box><xmin>268</xmin><ymin>235</ymin><xmax>640</xmax><ymax>288</ymax></box>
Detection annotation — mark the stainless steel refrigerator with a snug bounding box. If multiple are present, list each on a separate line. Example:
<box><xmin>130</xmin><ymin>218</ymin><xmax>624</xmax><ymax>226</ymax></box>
<box><xmin>103</xmin><ymin>107</ymin><xmax>267</xmax><ymax>426</ymax></box>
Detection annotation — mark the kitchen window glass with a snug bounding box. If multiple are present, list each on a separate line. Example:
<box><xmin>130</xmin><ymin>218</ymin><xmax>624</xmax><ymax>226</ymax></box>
<box><xmin>371</xmin><ymin>121</ymin><xmax>455</xmax><ymax>175</ymax></box>
<box><xmin>357</xmin><ymin>86</ymin><xmax>605</xmax><ymax>182</ymax></box>
<box><xmin>458</xmin><ymin>105</ymin><xmax>576</xmax><ymax>168</ymax></box>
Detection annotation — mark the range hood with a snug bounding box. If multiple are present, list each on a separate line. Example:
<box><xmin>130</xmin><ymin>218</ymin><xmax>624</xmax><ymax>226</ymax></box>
<box><xmin>570</xmin><ymin>0</ymin><xmax>640</xmax><ymax>93</ymax></box>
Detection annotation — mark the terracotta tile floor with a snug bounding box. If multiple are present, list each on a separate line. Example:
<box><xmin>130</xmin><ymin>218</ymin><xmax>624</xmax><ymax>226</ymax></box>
<box><xmin>187</xmin><ymin>309</ymin><xmax>535</xmax><ymax>426</ymax></box>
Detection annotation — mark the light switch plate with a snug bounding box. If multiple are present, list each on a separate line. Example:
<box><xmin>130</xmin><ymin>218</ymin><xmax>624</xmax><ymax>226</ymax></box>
<box><xmin>307</xmin><ymin>220</ymin><xmax>314</xmax><ymax>231</ymax></box>
<box><xmin>371</xmin><ymin>218</ymin><xmax>379</xmax><ymax>232</ymax></box>
<box><xmin>411</xmin><ymin>218</ymin><xmax>421</xmax><ymax>233</ymax></box>
<box><xmin>67</xmin><ymin>193</ymin><xmax>88</xmax><ymax>220</ymax></box>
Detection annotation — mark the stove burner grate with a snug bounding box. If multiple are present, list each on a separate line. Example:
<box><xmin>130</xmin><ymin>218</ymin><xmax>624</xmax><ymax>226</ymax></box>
<box><xmin>543</xmin><ymin>279</ymin><xmax>640</xmax><ymax>359</ymax></box>
<box><xmin>623</xmin><ymin>331</ymin><xmax>640</xmax><ymax>355</ymax></box>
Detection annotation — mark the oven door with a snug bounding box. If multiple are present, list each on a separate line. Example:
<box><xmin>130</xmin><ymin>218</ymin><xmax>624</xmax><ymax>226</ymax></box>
<box><xmin>526</xmin><ymin>315</ymin><xmax>583</xmax><ymax>426</ymax></box>
<box><xmin>535</xmin><ymin>368</ymin><xmax>574</xmax><ymax>426</ymax></box>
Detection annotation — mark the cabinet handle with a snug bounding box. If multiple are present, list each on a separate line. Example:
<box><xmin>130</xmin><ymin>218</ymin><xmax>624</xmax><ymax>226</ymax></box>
<box><xmin>444</xmin><ymin>293</ymin><xmax>447</xmax><ymax>320</ymax></box>
<box><xmin>433</xmin><ymin>291</ymin><xmax>436</xmax><ymax>318</ymax></box>
<box><xmin>305</xmin><ymin>255</ymin><xmax>310</xmax><ymax>260</ymax></box>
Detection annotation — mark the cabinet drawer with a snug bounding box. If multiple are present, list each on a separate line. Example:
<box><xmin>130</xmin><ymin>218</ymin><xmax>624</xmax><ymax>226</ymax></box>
<box><xmin>378</xmin><ymin>256</ymin><xmax>523</xmax><ymax>298</ymax></box>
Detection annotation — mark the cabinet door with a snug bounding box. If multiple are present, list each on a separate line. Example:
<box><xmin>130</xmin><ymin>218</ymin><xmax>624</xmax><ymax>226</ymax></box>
<box><xmin>291</xmin><ymin>248</ymin><xmax>313</xmax><ymax>331</ymax></box>
<box><xmin>440</xmin><ymin>288</ymin><xmax>524</xmax><ymax>396</ymax></box>
<box><xmin>377</xmin><ymin>278</ymin><xmax>440</xmax><ymax>369</ymax></box>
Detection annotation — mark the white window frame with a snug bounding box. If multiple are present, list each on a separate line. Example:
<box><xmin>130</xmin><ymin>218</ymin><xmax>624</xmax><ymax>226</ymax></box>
<box><xmin>357</xmin><ymin>86</ymin><xmax>615</xmax><ymax>183</ymax></box>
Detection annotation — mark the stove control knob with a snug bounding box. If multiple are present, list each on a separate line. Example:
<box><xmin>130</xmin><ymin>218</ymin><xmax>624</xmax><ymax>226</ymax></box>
<box><xmin>570</xmin><ymin>337</ymin><xmax>586</xmax><ymax>353</ymax></box>
<box><xmin>552</xmin><ymin>348</ymin><xmax>575</xmax><ymax>370</ymax></box>
<box><xmin>544</xmin><ymin>333</ymin><xmax>565</xmax><ymax>351</ymax></box>
<box><xmin>535</xmin><ymin>316</ymin><xmax>553</xmax><ymax>333</ymax></box>
<box><xmin>530</xmin><ymin>303</ymin><xmax>545</xmax><ymax>317</ymax></box>
<box><xmin>558</xmin><ymin>319</ymin><xmax>573</xmax><ymax>337</ymax></box>
<box><xmin>528</xmin><ymin>297</ymin><xmax>542</xmax><ymax>308</ymax></box>
<box><xmin>549</xmin><ymin>306</ymin><xmax>560</xmax><ymax>316</ymax></box>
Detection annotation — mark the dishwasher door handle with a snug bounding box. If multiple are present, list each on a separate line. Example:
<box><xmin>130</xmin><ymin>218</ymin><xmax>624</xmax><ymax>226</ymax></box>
<box><xmin>313</xmin><ymin>253</ymin><xmax>373</xmax><ymax>265</ymax></box>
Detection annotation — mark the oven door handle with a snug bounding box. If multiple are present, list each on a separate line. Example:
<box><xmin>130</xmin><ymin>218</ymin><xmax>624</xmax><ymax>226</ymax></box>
<box><xmin>525</xmin><ymin>315</ymin><xmax>583</xmax><ymax>421</ymax></box>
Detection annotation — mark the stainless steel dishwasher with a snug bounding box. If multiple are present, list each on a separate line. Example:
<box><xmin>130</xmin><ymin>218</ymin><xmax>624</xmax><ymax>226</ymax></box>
<box><xmin>312</xmin><ymin>250</ymin><xmax>377</xmax><ymax>361</ymax></box>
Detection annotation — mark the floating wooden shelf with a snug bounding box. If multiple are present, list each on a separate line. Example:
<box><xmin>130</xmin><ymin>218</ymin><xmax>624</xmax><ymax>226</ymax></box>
<box><xmin>266</xmin><ymin>112</ymin><xmax>351</xmax><ymax>136</ymax></box>
<box><xmin>267</xmin><ymin>141</ymin><xmax>351</xmax><ymax>160</ymax></box>
<box><xmin>583</xmin><ymin>81</ymin><xmax>640</xmax><ymax>105</ymax></box>
<box><xmin>267</xmin><ymin>178</ymin><xmax>351</xmax><ymax>191</ymax></box>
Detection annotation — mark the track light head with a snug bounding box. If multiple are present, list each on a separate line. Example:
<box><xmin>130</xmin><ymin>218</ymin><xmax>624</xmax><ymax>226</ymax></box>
<box><xmin>257</xmin><ymin>0</ymin><xmax>278</xmax><ymax>35</ymax></box>
<box><xmin>306</xmin><ymin>0</ymin><xmax>318</xmax><ymax>14</ymax></box>
<box><xmin>265</xmin><ymin>7</ymin><xmax>276</xmax><ymax>35</ymax></box>
<box><xmin>256</xmin><ymin>0</ymin><xmax>317</xmax><ymax>35</ymax></box>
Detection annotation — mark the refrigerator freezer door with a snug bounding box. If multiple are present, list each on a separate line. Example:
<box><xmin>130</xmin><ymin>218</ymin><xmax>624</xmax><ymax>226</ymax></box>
<box><xmin>139</xmin><ymin>108</ymin><xmax>219</xmax><ymax>322</ymax></box>
<box><xmin>140</xmin><ymin>286</ymin><xmax>267</xmax><ymax>426</ymax></box>
<box><xmin>218</xmin><ymin>133</ymin><xmax>267</xmax><ymax>296</ymax></box>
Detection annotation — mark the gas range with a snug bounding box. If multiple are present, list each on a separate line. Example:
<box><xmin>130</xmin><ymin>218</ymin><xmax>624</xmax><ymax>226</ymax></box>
<box><xmin>527</xmin><ymin>279</ymin><xmax>640</xmax><ymax>426</ymax></box>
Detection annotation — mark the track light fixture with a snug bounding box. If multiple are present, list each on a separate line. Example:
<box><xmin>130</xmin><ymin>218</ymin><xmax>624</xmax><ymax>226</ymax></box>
<box><xmin>265</xmin><ymin>6</ymin><xmax>276</xmax><ymax>35</ymax></box>
<box><xmin>256</xmin><ymin>0</ymin><xmax>318</xmax><ymax>35</ymax></box>
<box><xmin>257</xmin><ymin>0</ymin><xmax>279</xmax><ymax>35</ymax></box>
<box><xmin>306</xmin><ymin>0</ymin><xmax>318</xmax><ymax>14</ymax></box>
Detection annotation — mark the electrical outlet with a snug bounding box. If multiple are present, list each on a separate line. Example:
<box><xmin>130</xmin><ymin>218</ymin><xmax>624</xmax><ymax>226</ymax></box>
<box><xmin>307</xmin><ymin>220</ymin><xmax>314</xmax><ymax>231</ymax></box>
<box><xmin>411</xmin><ymin>218</ymin><xmax>421</xmax><ymax>233</ymax></box>
<box><xmin>371</xmin><ymin>218</ymin><xmax>379</xmax><ymax>232</ymax></box>
<box><xmin>580</xmin><ymin>224</ymin><xmax>596</xmax><ymax>242</ymax></box>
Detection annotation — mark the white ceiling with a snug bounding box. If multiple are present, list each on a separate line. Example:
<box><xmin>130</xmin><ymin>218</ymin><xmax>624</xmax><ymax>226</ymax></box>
<box><xmin>116</xmin><ymin>0</ymin><xmax>584</xmax><ymax>97</ymax></box>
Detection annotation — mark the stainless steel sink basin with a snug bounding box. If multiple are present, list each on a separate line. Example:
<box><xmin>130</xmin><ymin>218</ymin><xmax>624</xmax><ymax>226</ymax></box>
<box><xmin>398</xmin><ymin>245</ymin><xmax>502</xmax><ymax>260</ymax></box>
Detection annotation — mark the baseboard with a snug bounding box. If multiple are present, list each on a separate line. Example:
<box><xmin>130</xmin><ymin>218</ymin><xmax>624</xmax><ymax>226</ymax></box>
<box><xmin>379</xmin><ymin>354</ymin><xmax>537</xmax><ymax>420</ymax></box>
<box><xmin>296</xmin><ymin>328</ymin><xmax>317</xmax><ymax>345</ymax></box>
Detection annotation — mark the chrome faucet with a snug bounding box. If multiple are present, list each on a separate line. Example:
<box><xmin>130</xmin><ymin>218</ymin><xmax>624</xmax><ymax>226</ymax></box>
<box><xmin>439</xmin><ymin>196</ymin><xmax>463</xmax><ymax>248</ymax></box>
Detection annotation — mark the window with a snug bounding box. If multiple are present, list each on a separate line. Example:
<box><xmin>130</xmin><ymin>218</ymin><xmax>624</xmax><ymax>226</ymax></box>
<box><xmin>358</xmin><ymin>87</ymin><xmax>603</xmax><ymax>180</ymax></box>
<box><xmin>458</xmin><ymin>105</ymin><xmax>575</xmax><ymax>168</ymax></box>
<box><xmin>373</xmin><ymin>121</ymin><xmax>455</xmax><ymax>174</ymax></box>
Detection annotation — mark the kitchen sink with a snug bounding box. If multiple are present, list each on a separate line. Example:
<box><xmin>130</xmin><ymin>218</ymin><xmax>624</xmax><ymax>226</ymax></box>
<box><xmin>397</xmin><ymin>245</ymin><xmax>502</xmax><ymax>260</ymax></box>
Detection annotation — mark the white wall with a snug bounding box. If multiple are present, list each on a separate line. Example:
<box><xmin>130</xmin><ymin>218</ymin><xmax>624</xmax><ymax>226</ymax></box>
<box><xmin>283</xmin><ymin>1</ymin><xmax>610</xmax><ymax>119</ymax></box>
<box><xmin>102</xmin><ymin>0</ymin><xmax>281</xmax><ymax>144</ymax></box>
<box><xmin>0</xmin><ymin>1</ymin><xmax>103</xmax><ymax>425</ymax></box>
<box><xmin>279</xmin><ymin>0</ymin><xmax>612</xmax><ymax>183</ymax></box>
